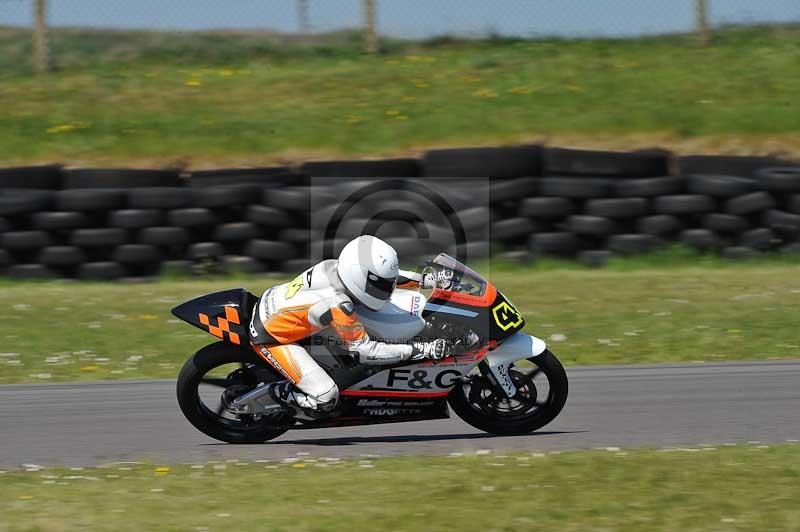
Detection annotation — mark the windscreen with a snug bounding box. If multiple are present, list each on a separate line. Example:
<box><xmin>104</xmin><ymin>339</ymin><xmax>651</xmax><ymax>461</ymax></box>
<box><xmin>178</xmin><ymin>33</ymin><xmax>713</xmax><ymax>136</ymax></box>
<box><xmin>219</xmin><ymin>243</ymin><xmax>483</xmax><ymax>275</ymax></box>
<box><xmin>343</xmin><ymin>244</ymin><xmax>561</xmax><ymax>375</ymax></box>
<box><xmin>429</xmin><ymin>253</ymin><xmax>488</xmax><ymax>298</ymax></box>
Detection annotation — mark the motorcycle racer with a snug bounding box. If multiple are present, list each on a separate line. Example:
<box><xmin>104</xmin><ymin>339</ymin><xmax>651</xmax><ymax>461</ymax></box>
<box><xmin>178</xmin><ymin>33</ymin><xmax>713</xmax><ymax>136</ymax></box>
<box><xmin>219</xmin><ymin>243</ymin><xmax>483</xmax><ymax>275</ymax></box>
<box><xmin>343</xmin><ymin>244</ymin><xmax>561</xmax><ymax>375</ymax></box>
<box><xmin>249</xmin><ymin>235</ymin><xmax>454</xmax><ymax>416</ymax></box>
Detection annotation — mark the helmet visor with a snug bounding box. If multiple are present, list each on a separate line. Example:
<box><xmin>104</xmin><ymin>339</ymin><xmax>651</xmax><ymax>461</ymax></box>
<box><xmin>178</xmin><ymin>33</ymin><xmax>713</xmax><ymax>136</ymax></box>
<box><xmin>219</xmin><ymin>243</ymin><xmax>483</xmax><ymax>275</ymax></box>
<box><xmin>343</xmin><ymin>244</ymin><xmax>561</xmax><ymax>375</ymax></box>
<box><xmin>364</xmin><ymin>272</ymin><xmax>397</xmax><ymax>302</ymax></box>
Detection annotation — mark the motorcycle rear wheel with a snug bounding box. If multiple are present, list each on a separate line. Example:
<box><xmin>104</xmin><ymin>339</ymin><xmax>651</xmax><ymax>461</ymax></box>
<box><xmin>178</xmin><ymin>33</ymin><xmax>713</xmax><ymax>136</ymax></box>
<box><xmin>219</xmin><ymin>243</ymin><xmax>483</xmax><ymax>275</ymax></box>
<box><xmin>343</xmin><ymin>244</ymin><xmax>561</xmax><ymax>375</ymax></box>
<box><xmin>176</xmin><ymin>341</ymin><xmax>289</xmax><ymax>444</ymax></box>
<box><xmin>448</xmin><ymin>349</ymin><xmax>568</xmax><ymax>436</ymax></box>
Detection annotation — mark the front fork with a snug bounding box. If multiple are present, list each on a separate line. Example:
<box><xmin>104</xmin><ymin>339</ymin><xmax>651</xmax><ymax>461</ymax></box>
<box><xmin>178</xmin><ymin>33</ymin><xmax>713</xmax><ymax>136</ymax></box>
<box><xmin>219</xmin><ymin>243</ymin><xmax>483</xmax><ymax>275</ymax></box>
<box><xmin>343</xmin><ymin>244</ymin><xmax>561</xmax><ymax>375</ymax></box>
<box><xmin>478</xmin><ymin>360</ymin><xmax>517</xmax><ymax>399</ymax></box>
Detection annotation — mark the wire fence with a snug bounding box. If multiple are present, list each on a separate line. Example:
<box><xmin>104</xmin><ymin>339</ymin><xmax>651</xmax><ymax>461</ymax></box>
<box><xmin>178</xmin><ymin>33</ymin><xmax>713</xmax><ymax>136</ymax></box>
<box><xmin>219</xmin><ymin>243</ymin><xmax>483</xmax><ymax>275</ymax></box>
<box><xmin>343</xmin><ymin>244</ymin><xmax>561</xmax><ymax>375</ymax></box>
<box><xmin>2</xmin><ymin>0</ymin><xmax>799</xmax><ymax>72</ymax></box>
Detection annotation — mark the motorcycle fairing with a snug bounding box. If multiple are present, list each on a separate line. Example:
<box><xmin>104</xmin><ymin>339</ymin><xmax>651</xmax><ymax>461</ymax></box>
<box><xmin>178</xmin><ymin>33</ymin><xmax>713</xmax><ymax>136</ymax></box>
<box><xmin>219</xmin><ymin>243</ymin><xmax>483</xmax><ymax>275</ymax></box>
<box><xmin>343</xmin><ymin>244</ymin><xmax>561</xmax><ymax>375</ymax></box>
<box><xmin>291</xmin><ymin>396</ymin><xmax>450</xmax><ymax>429</ymax></box>
<box><xmin>339</xmin><ymin>344</ymin><xmax>489</xmax><ymax>398</ymax></box>
<box><xmin>172</xmin><ymin>289</ymin><xmax>257</xmax><ymax>346</ymax></box>
<box><xmin>340</xmin><ymin>333</ymin><xmax>547</xmax><ymax>399</ymax></box>
<box><xmin>255</xmin><ymin>334</ymin><xmax>549</xmax><ymax>429</ymax></box>
<box><xmin>342</xmin><ymin>360</ymin><xmax>474</xmax><ymax>398</ymax></box>
<box><xmin>424</xmin><ymin>253</ymin><xmax>526</xmax><ymax>341</ymax></box>
<box><xmin>424</xmin><ymin>289</ymin><xmax>525</xmax><ymax>343</ymax></box>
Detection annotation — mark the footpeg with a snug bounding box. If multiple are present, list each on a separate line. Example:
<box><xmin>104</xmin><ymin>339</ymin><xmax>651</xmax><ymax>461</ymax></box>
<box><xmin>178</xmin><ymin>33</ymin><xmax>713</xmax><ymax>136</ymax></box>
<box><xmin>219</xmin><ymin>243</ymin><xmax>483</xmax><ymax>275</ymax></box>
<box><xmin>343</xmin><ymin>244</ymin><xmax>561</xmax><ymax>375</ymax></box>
<box><xmin>226</xmin><ymin>384</ymin><xmax>285</xmax><ymax>415</ymax></box>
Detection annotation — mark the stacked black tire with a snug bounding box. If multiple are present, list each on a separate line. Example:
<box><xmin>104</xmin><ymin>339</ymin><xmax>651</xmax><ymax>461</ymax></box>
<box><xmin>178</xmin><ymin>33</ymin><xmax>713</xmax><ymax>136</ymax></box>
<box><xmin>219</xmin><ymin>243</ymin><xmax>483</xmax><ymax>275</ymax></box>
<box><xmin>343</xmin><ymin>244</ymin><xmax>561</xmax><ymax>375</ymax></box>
<box><xmin>512</xmin><ymin>151</ymin><xmax>799</xmax><ymax>267</ymax></box>
<box><xmin>0</xmin><ymin>147</ymin><xmax>798</xmax><ymax>279</ymax></box>
<box><xmin>0</xmin><ymin>167</ymin><xmax>306</xmax><ymax>279</ymax></box>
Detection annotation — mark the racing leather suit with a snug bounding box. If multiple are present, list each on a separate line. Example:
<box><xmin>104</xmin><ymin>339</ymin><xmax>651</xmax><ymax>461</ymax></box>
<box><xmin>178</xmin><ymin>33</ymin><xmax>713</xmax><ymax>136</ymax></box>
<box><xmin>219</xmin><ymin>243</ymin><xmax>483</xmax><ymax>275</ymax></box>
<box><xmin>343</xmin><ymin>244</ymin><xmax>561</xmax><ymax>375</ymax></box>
<box><xmin>249</xmin><ymin>259</ymin><xmax>429</xmax><ymax>411</ymax></box>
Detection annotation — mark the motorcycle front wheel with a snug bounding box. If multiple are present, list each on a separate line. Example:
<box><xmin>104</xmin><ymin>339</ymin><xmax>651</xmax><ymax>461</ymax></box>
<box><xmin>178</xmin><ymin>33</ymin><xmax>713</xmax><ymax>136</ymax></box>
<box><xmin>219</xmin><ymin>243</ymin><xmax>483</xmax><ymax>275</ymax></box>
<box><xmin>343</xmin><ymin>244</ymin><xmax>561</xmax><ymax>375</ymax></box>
<box><xmin>176</xmin><ymin>341</ymin><xmax>290</xmax><ymax>444</ymax></box>
<box><xmin>448</xmin><ymin>349</ymin><xmax>568</xmax><ymax>436</ymax></box>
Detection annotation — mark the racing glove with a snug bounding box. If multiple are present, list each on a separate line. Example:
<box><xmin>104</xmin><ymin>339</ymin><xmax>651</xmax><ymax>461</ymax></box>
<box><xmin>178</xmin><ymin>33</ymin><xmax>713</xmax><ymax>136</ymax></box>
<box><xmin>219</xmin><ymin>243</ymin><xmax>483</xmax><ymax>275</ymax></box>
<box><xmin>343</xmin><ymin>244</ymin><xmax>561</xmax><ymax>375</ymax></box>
<box><xmin>421</xmin><ymin>268</ymin><xmax>455</xmax><ymax>290</ymax></box>
<box><xmin>411</xmin><ymin>338</ymin><xmax>454</xmax><ymax>361</ymax></box>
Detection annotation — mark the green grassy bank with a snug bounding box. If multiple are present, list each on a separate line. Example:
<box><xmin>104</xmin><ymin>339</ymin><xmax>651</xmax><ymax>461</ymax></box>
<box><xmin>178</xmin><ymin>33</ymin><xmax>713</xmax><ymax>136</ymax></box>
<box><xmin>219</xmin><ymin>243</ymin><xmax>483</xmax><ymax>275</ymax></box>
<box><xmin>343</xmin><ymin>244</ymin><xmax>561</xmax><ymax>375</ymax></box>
<box><xmin>1</xmin><ymin>25</ymin><xmax>799</xmax><ymax>165</ymax></box>
<box><xmin>2</xmin><ymin>445</ymin><xmax>798</xmax><ymax>531</ymax></box>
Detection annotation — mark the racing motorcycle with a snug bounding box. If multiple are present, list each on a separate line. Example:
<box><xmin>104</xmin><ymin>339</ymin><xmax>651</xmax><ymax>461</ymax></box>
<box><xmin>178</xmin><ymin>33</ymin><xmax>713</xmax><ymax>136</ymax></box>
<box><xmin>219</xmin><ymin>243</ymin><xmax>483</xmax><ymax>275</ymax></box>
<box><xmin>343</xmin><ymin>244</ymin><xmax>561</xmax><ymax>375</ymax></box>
<box><xmin>173</xmin><ymin>254</ymin><xmax>568</xmax><ymax>443</ymax></box>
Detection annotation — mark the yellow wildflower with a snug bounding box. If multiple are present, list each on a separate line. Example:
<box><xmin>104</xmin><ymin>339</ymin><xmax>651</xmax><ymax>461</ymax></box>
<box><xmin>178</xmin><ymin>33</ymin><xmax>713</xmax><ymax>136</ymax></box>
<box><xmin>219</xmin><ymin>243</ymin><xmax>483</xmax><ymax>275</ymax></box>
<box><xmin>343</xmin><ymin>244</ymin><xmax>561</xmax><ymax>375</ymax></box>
<box><xmin>472</xmin><ymin>88</ymin><xmax>499</xmax><ymax>98</ymax></box>
<box><xmin>185</xmin><ymin>80</ymin><xmax>202</xmax><ymax>87</ymax></box>
<box><xmin>126</xmin><ymin>314</ymin><xmax>158</xmax><ymax>321</ymax></box>
<box><xmin>46</xmin><ymin>124</ymin><xmax>77</xmax><ymax>134</ymax></box>
<box><xmin>509</xmin><ymin>86</ymin><xmax>534</xmax><ymax>95</ymax></box>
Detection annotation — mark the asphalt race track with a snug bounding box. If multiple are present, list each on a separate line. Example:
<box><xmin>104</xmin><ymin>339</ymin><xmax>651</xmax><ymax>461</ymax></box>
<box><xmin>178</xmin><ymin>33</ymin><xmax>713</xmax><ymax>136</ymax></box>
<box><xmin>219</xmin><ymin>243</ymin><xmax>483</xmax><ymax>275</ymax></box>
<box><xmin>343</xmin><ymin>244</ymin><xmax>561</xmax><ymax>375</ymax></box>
<box><xmin>2</xmin><ymin>361</ymin><xmax>799</xmax><ymax>467</ymax></box>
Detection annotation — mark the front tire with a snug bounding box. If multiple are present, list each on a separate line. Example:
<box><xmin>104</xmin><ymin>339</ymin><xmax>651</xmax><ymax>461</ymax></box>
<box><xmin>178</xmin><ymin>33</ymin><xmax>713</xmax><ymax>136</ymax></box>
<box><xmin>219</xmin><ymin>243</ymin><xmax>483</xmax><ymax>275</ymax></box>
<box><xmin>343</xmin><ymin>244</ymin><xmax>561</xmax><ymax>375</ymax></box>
<box><xmin>448</xmin><ymin>349</ymin><xmax>568</xmax><ymax>436</ymax></box>
<box><xmin>176</xmin><ymin>342</ymin><xmax>289</xmax><ymax>444</ymax></box>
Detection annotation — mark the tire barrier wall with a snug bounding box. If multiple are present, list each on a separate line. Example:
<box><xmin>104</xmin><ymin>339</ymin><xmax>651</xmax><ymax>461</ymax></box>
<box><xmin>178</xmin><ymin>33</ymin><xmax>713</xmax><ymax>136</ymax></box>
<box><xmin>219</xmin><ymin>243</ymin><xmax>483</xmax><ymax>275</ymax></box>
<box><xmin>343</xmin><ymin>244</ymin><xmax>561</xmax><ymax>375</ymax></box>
<box><xmin>0</xmin><ymin>146</ymin><xmax>798</xmax><ymax>279</ymax></box>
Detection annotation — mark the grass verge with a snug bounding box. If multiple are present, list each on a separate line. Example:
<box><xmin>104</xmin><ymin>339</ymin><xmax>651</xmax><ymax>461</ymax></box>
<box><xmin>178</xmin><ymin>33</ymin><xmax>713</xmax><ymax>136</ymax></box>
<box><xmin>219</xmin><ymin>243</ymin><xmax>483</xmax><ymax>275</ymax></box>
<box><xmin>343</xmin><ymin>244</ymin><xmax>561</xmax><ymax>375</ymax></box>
<box><xmin>2</xmin><ymin>445</ymin><xmax>799</xmax><ymax>531</ymax></box>
<box><xmin>1</xmin><ymin>257</ymin><xmax>800</xmax><ymax>383</ymax></box>
<box><xmin>1</xmin><ymin>25</ymin><xmax>799</xmax><ymax>165</ymax></box>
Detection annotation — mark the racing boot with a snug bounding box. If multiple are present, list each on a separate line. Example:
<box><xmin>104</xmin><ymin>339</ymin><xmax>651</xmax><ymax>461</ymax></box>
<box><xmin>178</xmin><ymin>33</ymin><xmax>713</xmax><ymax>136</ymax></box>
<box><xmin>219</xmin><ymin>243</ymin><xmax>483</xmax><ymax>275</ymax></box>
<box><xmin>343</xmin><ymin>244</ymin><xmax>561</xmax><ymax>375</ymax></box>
<box><xmin>266</xmin><ymin>381</ymin><xmax>336</xmax><ymax>420</ymax></box>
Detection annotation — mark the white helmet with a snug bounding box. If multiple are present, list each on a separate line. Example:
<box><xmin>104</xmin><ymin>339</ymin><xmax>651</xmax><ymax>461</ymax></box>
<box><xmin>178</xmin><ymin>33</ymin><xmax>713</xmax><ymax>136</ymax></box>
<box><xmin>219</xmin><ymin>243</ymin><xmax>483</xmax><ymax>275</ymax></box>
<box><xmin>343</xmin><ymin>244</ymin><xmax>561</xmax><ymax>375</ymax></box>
<box><xmin>337</xmin><ymin>236</ymin><xmax>399</xmax><ymax>311</ymax></box>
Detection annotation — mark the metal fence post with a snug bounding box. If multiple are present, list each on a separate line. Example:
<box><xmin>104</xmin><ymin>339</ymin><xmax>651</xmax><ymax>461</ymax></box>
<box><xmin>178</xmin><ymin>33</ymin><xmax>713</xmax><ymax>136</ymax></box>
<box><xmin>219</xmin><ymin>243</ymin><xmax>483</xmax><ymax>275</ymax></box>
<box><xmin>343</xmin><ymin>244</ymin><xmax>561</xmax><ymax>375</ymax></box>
<box><xmin>297</xmin><ymin>0</ymin><xmax>310</xmax><ymax>34</ymax></box>
<box><xmin>33</xmin><ymin>0</ymin><xmax>51</xmax><ymax>73</ymax></box>
<box><xmin>695</xmin><ymin>0</ymin><xmax>711</xmax><ymax>45</ymax></box>
<box><xmin>362</xmin><ymin>0</ymin><xmax>378</xmax><ymax>53</ymax></box>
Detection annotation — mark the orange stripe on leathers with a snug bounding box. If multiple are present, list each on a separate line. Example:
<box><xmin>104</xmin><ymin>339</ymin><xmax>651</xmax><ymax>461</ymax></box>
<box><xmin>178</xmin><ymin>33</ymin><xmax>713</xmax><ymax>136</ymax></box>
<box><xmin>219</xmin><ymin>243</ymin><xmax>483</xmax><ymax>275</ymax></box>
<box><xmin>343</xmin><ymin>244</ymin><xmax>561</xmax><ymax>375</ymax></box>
<box><xmin>254</xmin><ymin>344</ymin><xmax>303</xmax><ymax>383</ymax></box>
<box><xmin>263</xmin><ymin>304</ymin><xmax>318</xmax><ymax>345</ymax></box>
<box><xmin>330</xmin><ymin>306</ymin><xmax>367</xmax><ymax>345</ymax></box>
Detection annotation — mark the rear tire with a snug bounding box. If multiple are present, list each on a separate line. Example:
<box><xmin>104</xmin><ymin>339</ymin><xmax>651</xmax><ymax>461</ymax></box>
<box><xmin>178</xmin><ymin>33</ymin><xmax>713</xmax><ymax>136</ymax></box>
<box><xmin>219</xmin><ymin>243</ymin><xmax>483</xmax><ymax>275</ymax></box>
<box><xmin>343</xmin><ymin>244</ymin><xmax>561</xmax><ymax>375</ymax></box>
<box><xmin>448</xmin><ymin>349</ymin><xmax>568</xmax><ymax>436</ymax></box>
<box><xmin>176</xmin><ymin>342</ymin><xmax>289</xmax><ymax>444</ymax></box>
